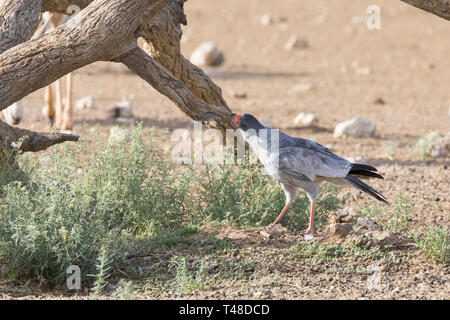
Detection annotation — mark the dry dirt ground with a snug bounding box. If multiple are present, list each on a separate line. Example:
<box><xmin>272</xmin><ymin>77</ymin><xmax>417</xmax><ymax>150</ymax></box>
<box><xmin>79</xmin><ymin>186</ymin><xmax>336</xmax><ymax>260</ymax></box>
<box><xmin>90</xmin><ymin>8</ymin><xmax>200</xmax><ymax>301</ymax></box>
<box><xmin>1</xmin><ymin>0</ymin><xmax>449</xmax><ymax>299</ymax></box>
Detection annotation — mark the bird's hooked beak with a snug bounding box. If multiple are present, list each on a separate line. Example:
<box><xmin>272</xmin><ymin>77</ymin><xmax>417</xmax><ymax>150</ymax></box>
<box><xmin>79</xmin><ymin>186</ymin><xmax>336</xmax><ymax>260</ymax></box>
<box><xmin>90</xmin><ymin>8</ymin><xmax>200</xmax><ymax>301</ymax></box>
<box><xmin>231</xmin><ymin>113</ymin><xmax>242</xmax><ymax>127</ymax></box>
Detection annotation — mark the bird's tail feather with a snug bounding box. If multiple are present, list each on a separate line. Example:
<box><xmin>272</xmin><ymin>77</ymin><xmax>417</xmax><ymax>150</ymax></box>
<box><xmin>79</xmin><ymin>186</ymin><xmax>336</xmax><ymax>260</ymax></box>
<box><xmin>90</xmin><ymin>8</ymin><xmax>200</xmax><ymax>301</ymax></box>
<box><xmin>349</xmin><ymin>163</ymin><xmax>384</xmax><ymax>179</ymax></box>
<box><xmin>345</xmin><ymin>174</ymin><xmax>389</xmax><ymax>204</ymax></box>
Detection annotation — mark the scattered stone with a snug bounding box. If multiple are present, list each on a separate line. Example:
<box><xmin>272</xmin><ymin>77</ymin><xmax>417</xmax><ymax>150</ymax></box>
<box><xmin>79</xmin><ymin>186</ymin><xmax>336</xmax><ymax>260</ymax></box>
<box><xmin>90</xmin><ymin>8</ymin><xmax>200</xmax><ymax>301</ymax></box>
<box><xmin>334</xmin><ymin>207</ymin><xmax>358</xmax><ymax>223</ymax></box>
<box><xmin>261</xmin><ymin>224</ymin><xmax>289</xmax><ymax>239</ymax></box>
<box><xmin>107</xmin><ymin>101</ymin><xmax>134</xmax><ymax>119</ymax></box>
<box><xmin>291</xmin><ymin>83</ymin><xmax>314</xmax><ymax>93</ymax></box>
<box><xmin>355</xmin><ymin>66</ymin><xmax>372</xmax><ymax>75</ymax></box>
<box><xmin>334</xmin><ymin>117</ymin><xmax>376</xmax><ymax>138</ymax></box>
<box><xmin>374</xmin><ymin>97</ymin><xmax>386</xmax><ymax>105</ymax></box>
<box><xmin>231</xmin><ymin>90</ymin><xmax>247</xmax><ymax>99</ymax></box>
<box><xmin>2</xmin><ymin>101</ymin><xmax>23</xmax><ymax>125</ymax></box>
<box><xmin>259</xmin><ymin>230</ymin><xmax>272</xmax><ymax>239</ymax></box>
<box><xmin>190</xmin><ymin>42</ymin><xmax>225</xmax><ymax>67</ymax></box>
<box><xmin>357</xmin><ymin>217</ymin><xmax>382</xmax><ymax>231</ymax></box>
<box><xmin>108</xmin><ymin>127</ymin><xmax>131</xmax><ymax>144</ymax></box>
<box><xmin>365</xmin><ymin>230</ymin><xmax>399</xmax><ymax>247</ymax></box>
<box><xmin>76</xmin><ymin>96</ymin><xmax>94</xmax><ymax>110</ymax></box>
<box><xmin>329</xmin><ymin>223</ymin><xmax>354</xmax><ymax>238</ymax></box>
<box><xmin>303</xmin><ymin>234</ymin><xmax>314</xmax><ymax>241</ymax></box>
<box><xmin>260</xmin><ymin>14</ymin><xmax>273</xmax><ymax>26</ymax></box>
<box><xmin>285</xmin><ymin>35</ymin><xmax>309</xmax><ymax>50</ymax></box>
<box><xmin>351</xmin><ymin>16</ymin><xmax>364</xmax><ymax>24</ymax></box>
<box><xmin>293</xmin><ymin>112</ymin><xmax>319</xmax><ymax>126</ymax></box>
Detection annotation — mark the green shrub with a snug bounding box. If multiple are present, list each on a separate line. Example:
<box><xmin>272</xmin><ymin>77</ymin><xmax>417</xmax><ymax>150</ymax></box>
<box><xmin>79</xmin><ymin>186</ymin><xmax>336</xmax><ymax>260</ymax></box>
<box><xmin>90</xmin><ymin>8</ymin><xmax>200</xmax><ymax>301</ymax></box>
<box><xmin>196</xmin><ymin>163</ymin><xmax>342</xmax><ymax>231</ymax></box>
<box><xmin>0</xmin><ymin>126</ymin><xmax>343</xmax><ymax>287</ymax></box>
<box><xmin>414</xmin><ymin>226</ymin><xmax>449</xmax><ymax>264</ymax></box>
<box><xmin>0</xmin><ymin>126</ymin><xmax>192</xmax><ymax>285</ymax></box>
<box><xmin>358</xmin><ymin>194</ymin><xmax>413</xmax><ymax>233</ymax></box>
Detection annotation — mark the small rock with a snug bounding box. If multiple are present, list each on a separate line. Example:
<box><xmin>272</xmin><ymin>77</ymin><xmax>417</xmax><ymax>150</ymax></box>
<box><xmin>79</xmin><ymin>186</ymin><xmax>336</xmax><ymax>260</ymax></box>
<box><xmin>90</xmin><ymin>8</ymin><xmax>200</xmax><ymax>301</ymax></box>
<box><xmin>76</xmin><ymin>96</ymin><xmax>94</xmax><ymax>110</ymax></box>
<box><xmin>262</xmin><ymin>224</ymin><xmax>289</xmax><ymax>239</ymax></box>
<box><xmin>355</xmin><ymin>67</ymin><xmax>371</xmax><ymax>75</ymax></box>
<box><xmin>2</xmin><ymin>101</ymin><xmax>23</xmax><ymax>125</ymax></box>
<box><xmin>260</xmin><ymin>14</ymin><xmax>273</xmax><ymax>26</ymax></box>
<box><xmin>190</xmin><ymin>42</ymin><xmax>224</xmax><ymax>67</ymax></box>
<box><xmin>374</xmin><ymin>97</ymin><xmax>385</xmax><ymax>105</ymax></box>
<box><xmin>291</xmin><ymin>83</ymin><xmax>314</xmax><ymax>92</ymax></box>
<box><xmin>368</xmin><ymin>230</ymin><xmax>399</xmax><ymax>247</ymax></box>
<box><xmin>285</xmin><ymin>35</ymin><xmax>309</xmax><ymax>50</ymax></box>
<box><xmin>259</xmin><ymin>230</ymin><xmax>272</xmax><ymax>239</ymax></box>
<box><xmin>107</xmin><ymin>101</ymin><xmax>134</xmax><ymax>119</ymax></box>
<box><xmin>334</xmin><ymin>117</ymin><xmax>376</xmax><ymax>138</ymax></box>
<box><xmin>293</xmin><ymin>112</ymin><xmax>319</xmax><ymax>126</ymax></box>
<box><xmin>303</xmin><ymin>234</ymin><xmax>314</xmax><ymax>241</ymax></box>
<box><xmin>357</xmin><ymin>217</ymin><xmax>382</xmax><ymax>231</ymax></box>
<box><xmin>351</xmin><ymin>16</ymin><xmax>364</xmax><ymax>24</ymax></box>
<box><xmin>330</xmin><ymin>223</ymin><xmax>354</xmax><ymax>238</ymax></box>
<box><xmin>334</xmin><ymin>207</ymin><xmax>358</xmax><ymax>223</ymax></box>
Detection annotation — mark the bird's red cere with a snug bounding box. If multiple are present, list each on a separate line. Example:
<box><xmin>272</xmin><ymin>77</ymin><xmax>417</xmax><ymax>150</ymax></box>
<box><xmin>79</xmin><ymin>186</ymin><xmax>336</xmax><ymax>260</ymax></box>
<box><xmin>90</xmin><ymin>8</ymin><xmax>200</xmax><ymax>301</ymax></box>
<box><xmin>232</xmin><ymin>113</ymin><xmax>243</xmax><ymax>127</ymax></box>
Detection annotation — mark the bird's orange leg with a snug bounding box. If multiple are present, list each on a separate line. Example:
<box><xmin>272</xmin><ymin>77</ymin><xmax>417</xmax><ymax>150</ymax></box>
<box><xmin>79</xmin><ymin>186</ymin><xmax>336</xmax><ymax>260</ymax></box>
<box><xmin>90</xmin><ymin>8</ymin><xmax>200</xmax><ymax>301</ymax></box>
<box><xmin>271</xmin><ymin>203</ymin><xmax>292</xmax><ymax>225</ymax></box>
<box><xmin>301</xmin><ymin>202</ymin><xmax>316</xmax><ymax>235</ymax></box>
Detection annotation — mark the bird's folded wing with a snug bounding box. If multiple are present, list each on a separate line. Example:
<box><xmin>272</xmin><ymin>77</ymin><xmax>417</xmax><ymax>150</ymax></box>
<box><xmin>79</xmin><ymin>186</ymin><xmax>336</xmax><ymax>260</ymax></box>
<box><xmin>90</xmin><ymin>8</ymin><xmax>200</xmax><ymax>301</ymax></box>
<box><xmin>278</xmin><ymin>145</ymin><xmax>351</xmax><ymax>181</ymax></box>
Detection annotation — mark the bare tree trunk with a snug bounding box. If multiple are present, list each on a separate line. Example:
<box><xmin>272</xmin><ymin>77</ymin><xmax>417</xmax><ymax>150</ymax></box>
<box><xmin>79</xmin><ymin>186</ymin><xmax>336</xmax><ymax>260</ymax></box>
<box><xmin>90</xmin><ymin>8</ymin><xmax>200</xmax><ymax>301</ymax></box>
<box><xmin>400</xmin><ymin>0</ymin><xmax>450</xmax><ymax>21</ymax></box>
<box><xmin>0</xmin><ymin>0</ymin><xmax>43</xmax><ymax>54</ymax></box>
<box><xmin>141</xmin><ymin>0</ymin><xmax>230</xmax><ymax>110</ymax></box>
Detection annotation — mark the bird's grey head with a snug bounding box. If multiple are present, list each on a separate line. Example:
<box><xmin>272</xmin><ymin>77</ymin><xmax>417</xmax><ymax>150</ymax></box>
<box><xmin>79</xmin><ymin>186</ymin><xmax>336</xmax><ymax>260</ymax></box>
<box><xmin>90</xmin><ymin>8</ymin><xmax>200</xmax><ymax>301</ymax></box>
<box><xmin>231</xmin><ymin>113</ymin><xmax>265</xmax><ymax>131</ymax></box>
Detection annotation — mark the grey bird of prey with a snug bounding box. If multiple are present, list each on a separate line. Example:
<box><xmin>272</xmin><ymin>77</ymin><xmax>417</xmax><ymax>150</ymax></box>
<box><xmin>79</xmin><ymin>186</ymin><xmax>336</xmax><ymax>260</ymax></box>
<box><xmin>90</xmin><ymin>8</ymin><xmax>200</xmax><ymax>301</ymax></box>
<box><xmin>232</xmin><ymin>113</ymin><xmax>388</xmax><ymax>235</ymax></box>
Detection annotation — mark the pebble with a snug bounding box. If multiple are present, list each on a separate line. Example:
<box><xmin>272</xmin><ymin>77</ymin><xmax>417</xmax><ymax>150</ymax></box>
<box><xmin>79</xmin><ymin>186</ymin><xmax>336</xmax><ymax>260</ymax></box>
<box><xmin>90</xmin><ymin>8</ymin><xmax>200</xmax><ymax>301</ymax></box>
<box><xmin>260</xmin><ymin>14</ymin><xmax>273</xmax><ymax>26</ymax></box>
<box><xmin>285</xmin><ymin>35</ymin><xmax>309</xmax><ymax>50</ymax></box>
<box><xmin>293</xmin><ymin>112</ymin><xmax>319</xmax><ymax>126</ymax></box>
<box><xmin>334</xmin><ymin>117</ymin><xmax>376</xmax><ymax>138</ymax></box>
<box><xmin>190</xmin><ymin>42</ymin><xmax>225</xmax><ymax>67</ymax></box>
<box><xmin>75</xmin><ymin>96</ymin><xmax>94</xmax><ymax>110</ymax></box>
<box><xmin>2</xmin><ymin>101</ymin><xmax>23</xmax><ymax>125</ymax></box>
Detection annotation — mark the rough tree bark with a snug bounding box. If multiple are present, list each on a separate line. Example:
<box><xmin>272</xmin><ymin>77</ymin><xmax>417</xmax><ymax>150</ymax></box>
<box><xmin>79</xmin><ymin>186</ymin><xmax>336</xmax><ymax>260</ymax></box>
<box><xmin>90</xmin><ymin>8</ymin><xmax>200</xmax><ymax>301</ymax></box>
<box><xmin>400</xmin><ymin>0</ymin><xmax>450</xmax><ymax>21</ymax></box>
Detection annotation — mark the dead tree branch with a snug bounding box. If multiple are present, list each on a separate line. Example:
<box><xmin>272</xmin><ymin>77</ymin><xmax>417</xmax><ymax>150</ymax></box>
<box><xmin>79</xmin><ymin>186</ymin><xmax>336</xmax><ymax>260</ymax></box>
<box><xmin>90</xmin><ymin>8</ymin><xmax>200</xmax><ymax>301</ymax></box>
<box><xmin>400</xmin><ymin>0</ymin><xmax>450</xmax><ymax>21</ymax></box>
<box><xmin>121</xmin><ymin>47</ymin><xmax>231</xmax><ymax>128</ymax></box>
<box><xmin>141</xmin><ymin>0</ymin><xmax>230</xmax><ymax>111</ymax></box>
<box><xmin>0</xmin><ymin>0</ymin><xmax>43</xmax><ymax>54</ymax></box>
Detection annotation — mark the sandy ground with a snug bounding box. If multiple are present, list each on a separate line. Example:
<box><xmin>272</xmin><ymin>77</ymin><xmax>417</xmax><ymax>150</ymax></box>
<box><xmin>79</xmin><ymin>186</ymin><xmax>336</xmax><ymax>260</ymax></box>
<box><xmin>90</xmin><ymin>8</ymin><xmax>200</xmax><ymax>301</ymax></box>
<box><xmin>1</xmin><ymin>0</ymin><xmax>448</xmax><ymax>299</ymax></box>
